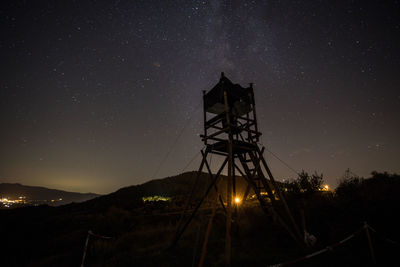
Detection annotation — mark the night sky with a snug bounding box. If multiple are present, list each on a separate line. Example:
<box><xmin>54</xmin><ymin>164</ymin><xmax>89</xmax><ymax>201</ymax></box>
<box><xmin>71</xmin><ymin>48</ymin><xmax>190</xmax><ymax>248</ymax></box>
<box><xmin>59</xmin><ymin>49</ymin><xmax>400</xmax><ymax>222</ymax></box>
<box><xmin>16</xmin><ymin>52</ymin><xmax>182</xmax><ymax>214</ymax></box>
<box><xmin>1</xmin><ymin>0</ymin><xmax>399</xmax><ymax>194</ymax></box>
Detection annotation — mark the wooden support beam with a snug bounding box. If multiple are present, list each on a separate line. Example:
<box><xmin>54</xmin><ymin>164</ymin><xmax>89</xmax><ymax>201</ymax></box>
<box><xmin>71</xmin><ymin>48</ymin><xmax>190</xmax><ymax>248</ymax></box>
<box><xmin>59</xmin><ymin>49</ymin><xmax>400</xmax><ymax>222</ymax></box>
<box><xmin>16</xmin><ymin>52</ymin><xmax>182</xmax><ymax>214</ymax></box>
<box><xmin>200</xmin><ymin>136</ymin><xmax>226</xmax><ymax>143</ymax></box>
<box><xmin>207</xmin><ymin>125</ymin><xmax>224</xmax><ymax>131</ymax></box>
<box><xmin>174</xmin><ymin>153</ymin><xmax>207</xmax><ymax>238</ymax></box>
<box><xmin>203</xmin><ymin>90</ymin><xmax>207</xmax><ymax>145</ymax></box>
<box><xmin>202</xmin><ymin>150</ymin><xmax>227</xmax><ymax>212</ymax></box>
<box><xmin>256</xmin><ymin>146</ymin><xmax>304</xmax><ymax>243</ymax></box>
<box><xmin>205</xmin><ymin>112</ymin><xmax>225</xmax><ymax>128</ymax></box>
<box><xmin>208</xmin><ymin>150</ymin><xmax>228</xmax><ymax>157</ymax></box>
<box><xmin>224</xmin><ymin>90</ymin><xmax>233</xmax><ymax>267</ymax></box>
<box><xmin>235</xmin><ymin>155</ymin><xmax>302</xmax><ymax>246</ymax></box>
<box><xmin>198</xmin><ymin>196</ymin><xmax>218</xmax><ymax>267</ymax></box>
<box><xmin>171</xmin><ymin>157</ymin><xmax>228</xmax><ymax>247</ymax></box>
<box><xmin>201</xmin><ymin>127</ymin><xmax>229</xmax><ymax>140</ymax></box>
<box><xmin>249</xmin><ymin>88</ymin><xmax>260</xmax><ymax>142</ymax></box>
<box><xmin>246</xmin><ymin>149</ymin><xmax>277</xmax><ymax>205</ymax></box>
<box><xmin>242</xmin><ymin>183</ymin><xmax>251</xmax><ymax>202</ymax></box>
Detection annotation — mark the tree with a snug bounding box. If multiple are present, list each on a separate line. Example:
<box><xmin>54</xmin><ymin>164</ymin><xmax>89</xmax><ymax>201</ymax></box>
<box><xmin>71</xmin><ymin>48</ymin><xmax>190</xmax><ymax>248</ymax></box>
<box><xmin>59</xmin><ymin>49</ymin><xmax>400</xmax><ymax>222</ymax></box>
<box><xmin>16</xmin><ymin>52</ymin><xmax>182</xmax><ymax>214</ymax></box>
<box><xmin>298</xmin><ymin>170</ymin><xmax>324</xmax><ymax>193</ymax></box>
<box><xmin>335</xmin><ymin>170</ymin><xmax>363</xmax><ymax>197</ymax></box>
<box><xmin>283</xmin><ymin>170</ymin><xmax>324</xmax><ymax>195</ymax></box>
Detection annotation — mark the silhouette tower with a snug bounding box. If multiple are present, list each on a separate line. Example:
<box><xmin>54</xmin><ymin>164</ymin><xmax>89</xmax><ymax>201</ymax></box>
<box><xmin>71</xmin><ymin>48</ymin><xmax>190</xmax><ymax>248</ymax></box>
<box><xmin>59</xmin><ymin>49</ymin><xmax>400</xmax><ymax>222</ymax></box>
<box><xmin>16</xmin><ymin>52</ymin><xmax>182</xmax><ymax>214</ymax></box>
<box><xmin>172</xmin><ymin>73</ymin><xmax>303</xmax><ymax>265</ymax></box>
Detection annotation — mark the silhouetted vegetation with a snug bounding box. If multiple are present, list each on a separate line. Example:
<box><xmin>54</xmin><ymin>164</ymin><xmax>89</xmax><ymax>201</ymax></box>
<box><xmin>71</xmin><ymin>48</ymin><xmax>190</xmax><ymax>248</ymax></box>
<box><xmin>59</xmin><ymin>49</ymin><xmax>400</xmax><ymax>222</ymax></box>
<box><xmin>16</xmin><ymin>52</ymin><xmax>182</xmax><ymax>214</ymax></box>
<box><xmin>284</xmin><ymin>170</ymin><xmax>324</xmax><ymax>195</ymax></box>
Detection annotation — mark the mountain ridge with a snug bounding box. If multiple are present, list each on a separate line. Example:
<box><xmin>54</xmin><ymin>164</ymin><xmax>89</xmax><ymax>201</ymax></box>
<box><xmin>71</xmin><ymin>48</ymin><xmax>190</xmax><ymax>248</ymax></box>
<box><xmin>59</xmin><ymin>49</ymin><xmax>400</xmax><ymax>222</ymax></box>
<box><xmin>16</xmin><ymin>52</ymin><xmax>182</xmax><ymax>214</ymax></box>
<box><xmin>0</xmin><ymin>182</ymin><xmax>100</xmax><ymax>206</ymax></box>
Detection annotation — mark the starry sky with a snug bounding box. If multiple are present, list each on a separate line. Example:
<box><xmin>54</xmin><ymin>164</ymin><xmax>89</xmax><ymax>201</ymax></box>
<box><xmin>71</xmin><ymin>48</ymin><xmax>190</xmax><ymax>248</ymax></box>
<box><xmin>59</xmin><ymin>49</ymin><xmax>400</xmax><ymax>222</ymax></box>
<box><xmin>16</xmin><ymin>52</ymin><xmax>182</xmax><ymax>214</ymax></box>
<box><xmin>1</xmin><ymin>0</ymin><xmax>399</xmax><ymax>194</ymax></box>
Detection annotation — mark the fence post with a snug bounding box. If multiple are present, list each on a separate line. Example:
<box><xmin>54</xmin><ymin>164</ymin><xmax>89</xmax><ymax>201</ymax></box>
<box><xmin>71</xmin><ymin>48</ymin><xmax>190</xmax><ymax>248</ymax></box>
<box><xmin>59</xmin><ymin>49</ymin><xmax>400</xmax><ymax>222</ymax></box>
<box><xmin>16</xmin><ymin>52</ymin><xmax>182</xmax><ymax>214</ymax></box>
<box><xmin>364</xmin><ymin>222</ymin><xmax>376</xmax><ymax>264</ymax></box>
<box><xmin>81</xmin><ymin>231</ymin><xmax>91</xmax><ymax>267</ymax></box>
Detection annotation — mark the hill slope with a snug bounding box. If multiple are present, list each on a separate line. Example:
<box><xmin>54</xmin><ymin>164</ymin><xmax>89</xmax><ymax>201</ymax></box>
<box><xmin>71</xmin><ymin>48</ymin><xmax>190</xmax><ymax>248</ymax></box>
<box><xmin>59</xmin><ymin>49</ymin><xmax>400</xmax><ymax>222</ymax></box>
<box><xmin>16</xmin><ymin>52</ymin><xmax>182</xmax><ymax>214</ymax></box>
<box><xmin>1</xmin><ymin>172</ymin><xmax>398</xmax><ymax>266</ymax></box>
<box><xmin>79</xmin><ymin>171</ymin><xmax>252</xmax><ymax>212</ymax></box>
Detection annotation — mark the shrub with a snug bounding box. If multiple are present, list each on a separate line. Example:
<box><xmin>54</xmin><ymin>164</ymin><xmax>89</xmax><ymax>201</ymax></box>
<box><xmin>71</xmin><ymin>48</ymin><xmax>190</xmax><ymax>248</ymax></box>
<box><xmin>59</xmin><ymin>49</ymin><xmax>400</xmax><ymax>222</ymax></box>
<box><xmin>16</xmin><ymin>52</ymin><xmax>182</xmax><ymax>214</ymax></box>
<box><xmin>283</xmin><ymin>170</ymin><xmax>324</xmax><ymax>195</ymax></box>
<box><xmin>335</xmin><ymin>176</ymin><xmax>363</xmax><ymax>197</ymax></box>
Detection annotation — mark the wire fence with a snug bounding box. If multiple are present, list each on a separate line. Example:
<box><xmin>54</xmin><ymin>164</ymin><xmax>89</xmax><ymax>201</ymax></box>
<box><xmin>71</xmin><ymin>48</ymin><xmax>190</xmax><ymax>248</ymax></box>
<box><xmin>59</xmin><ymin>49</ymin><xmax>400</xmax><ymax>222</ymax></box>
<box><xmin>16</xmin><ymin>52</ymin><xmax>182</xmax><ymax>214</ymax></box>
<box><xmin>267</xmin><ymin>222</ymin><xmax>399</xmax><ymax>267</ymax></box>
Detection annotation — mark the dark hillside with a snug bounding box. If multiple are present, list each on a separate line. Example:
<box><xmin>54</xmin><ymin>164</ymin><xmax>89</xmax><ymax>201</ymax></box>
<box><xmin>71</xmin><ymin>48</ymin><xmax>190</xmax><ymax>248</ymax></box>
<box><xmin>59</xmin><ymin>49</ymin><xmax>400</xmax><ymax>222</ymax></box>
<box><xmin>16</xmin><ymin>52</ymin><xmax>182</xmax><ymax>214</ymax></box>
<box><xmin>78</xmin><ymin>171</ymin><xmax>251</xmax><ymax>212</ymax></box>
<box><xmin>0</xmin><ymin>172</ymin><xmax>399</xmax><ymax>266</ymax></box>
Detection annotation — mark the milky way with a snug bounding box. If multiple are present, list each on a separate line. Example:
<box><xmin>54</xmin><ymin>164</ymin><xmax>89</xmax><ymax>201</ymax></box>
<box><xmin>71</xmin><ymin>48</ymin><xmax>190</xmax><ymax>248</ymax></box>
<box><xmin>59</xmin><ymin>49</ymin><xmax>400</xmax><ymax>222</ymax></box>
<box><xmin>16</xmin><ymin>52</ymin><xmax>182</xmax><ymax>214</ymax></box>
<box><xmin>1</xmin><ymin>0</ymin><xmax>399</xmax><ymax>193</ymax></box>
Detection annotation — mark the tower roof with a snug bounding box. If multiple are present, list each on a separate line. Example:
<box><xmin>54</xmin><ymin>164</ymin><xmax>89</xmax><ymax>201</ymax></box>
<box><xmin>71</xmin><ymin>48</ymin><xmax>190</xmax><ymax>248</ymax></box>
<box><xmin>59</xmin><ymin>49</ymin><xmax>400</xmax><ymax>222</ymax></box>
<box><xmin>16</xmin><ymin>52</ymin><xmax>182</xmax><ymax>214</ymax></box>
<box><xmin>204</xmin><ymin>73</ymin><xmax>253</xmax><ymax>116</ymax></box>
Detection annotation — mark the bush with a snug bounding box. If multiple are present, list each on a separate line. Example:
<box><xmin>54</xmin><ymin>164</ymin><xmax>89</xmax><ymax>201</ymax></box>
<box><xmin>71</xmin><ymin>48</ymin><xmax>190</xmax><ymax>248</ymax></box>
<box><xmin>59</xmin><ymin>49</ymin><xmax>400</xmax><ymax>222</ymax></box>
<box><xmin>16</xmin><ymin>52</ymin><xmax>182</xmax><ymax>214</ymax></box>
<box><xmin>284</xmin><ymin>170</ymin><xmax>324</xmax><ymax>195</ymax></box>
<box><xmin>335</xmin><ymin>176</ymin><xmax>363</xmax><ymax>197</ymax></box>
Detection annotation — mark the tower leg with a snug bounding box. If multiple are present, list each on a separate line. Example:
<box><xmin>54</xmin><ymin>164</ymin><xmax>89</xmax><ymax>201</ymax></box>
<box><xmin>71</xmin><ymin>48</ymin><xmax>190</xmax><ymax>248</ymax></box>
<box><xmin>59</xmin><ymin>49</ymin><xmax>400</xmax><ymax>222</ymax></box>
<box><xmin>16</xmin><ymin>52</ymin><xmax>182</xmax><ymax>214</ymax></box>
<box><xmin>202</xmin><ymin>150</ymin><xmax>227</xmax><ymax>212</ymax></box>
<box><xmin>236</xmin><ymin>155</ymin><xmax>303</xmax><ymax>246</ymax></box>
<box><xmin>242</xmin><ymin>184</ymin><xmax>251</xmax><ymax>202</ymax></box>
<box><xmin>256</xmin><ymin>146</ymin><xmax>303</xmax><ymax>243</ymax></box>
<box><xmin>225</xmin><ymin>142</ymin><xmax>233</xmax><ymax>267</ymax></box>
<box><xmin>171</xmin><ymin>156</ymin><xmax>228</xmax><ymax>247</ymax></box>
<box><xmin>174</xmin><ymin>151</ymin><xmax>208</xmax><ymax>239</ymax></box>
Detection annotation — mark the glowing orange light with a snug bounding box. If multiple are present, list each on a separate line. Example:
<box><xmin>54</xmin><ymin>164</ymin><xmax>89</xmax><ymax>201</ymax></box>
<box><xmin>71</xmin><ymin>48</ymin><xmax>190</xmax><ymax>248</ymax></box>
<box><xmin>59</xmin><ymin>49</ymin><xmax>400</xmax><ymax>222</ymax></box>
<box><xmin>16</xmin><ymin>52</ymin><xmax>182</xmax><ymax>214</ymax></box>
<box><xmin>234</xmin><ymin>197</ymin><xmax>240</xmax><ymax>204</ymax></box>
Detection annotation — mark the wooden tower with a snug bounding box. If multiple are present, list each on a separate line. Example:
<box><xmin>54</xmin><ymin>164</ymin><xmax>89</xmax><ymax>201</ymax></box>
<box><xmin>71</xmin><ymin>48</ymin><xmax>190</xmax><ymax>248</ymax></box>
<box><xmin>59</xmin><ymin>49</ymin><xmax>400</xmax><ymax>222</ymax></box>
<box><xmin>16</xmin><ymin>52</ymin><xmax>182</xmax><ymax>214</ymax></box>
<box><xmin>172</xmin><ymin>73</ymin><xmax>303</xmax><ymax>265</ymax></box>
